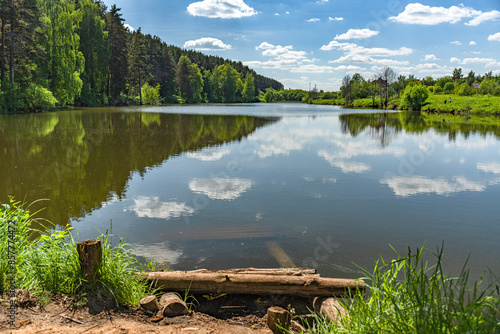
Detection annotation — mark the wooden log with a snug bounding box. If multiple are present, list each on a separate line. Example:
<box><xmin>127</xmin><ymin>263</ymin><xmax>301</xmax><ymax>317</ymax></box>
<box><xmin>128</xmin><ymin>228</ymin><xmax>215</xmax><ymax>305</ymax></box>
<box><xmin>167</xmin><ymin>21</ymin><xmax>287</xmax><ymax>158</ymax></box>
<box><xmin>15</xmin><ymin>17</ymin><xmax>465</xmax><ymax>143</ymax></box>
<box><xmin>267</xmin><ymin>306</ymin><xmax>291</xmax><ymax>334</ymax></box>
<box><xmin>313</xmin><ymin>297</ymin><xmax>347</xmax><ymax>324</ymax></box>
<box><xmin>189</xmin><ymin>268</ymin><xmax>317</xmax><ymax>276</ymax></box>
<box><xmin>76</xmin><ymin>239</ymin><xmax>102</xmax><ymax>283</ymax></box>
<box><xmin>139</xmin><ymin>296</ymin><xmax>160</xmax><ymax>315</ymax></box>
<box><xmin>159</xmin><ymin>293</ymin><xmax>189</xmax><ymax>317</ymax></box>
<box><xmin>143</xmin><ymin>271</ymin><xmax>364</xmax><ymax>298</ymax></box>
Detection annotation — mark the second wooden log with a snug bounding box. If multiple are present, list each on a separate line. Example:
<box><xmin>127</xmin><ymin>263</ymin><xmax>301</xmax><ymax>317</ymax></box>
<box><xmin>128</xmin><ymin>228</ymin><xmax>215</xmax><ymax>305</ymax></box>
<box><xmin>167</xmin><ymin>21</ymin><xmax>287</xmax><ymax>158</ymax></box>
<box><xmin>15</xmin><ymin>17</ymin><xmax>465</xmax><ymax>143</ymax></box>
<box><xmin>143</xmin><ymin>271</ymin><xmax>364</xmax><ymax>298</ymax></box>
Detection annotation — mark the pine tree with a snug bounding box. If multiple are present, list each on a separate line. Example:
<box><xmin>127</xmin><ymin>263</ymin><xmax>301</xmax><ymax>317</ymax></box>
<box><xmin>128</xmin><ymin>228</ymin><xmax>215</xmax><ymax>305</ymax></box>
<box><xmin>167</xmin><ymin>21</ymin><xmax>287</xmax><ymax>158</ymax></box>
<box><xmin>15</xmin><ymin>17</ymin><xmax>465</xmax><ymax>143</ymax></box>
<box><xmin>127</xmin><ymin>27</ymin><xmax>148</xmax><ymax>105</ymax></box>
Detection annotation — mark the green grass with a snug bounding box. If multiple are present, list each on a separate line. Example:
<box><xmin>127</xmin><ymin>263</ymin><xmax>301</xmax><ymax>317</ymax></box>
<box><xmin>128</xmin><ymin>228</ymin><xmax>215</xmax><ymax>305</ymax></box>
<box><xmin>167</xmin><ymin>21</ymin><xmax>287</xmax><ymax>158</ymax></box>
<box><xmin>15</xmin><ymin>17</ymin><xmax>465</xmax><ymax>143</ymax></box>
<box><xmin>1</xmin><ymin>198</ymin><xmax>155</xmax><ymax>307</ymax></box>
<box><xmin>422</xmin><ymin>94</ymin><xmax>500</xmax><ymax>114</ymax></box>
<box><xmin>300</xmin><ymin>245</ymin><xmax>499</xmax><ymax>333</ymax></box>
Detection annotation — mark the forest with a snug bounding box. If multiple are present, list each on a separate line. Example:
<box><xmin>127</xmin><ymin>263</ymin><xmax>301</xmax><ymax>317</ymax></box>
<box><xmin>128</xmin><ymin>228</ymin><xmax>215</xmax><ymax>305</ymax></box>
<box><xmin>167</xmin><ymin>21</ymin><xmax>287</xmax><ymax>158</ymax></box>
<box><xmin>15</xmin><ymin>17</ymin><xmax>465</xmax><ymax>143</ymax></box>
<box><xmin>0</xmin><ymin>0</ymin><xmax>283</xmax><ymax>113</ymax></box>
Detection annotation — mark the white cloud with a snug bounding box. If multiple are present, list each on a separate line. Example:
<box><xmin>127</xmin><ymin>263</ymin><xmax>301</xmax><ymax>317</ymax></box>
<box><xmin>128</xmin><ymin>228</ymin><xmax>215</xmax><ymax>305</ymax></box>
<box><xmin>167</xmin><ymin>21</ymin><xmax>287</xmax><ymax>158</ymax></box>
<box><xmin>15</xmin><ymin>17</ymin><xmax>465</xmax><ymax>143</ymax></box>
<box><xmin>307</xmin><ymin>18</ymin><xmax>320</xmax><ymax>22</ymax></box>
<box><xmin>329</xmin><ymin>17</ymin><xmax>343</xmax><ymax>21</ymax></box>
<box><xmin>469</xmin><ymin>41</ymin><xmax>476</xmax><ymax>45</ymax></box>
<box><xmin>189</xmin><ymin>177</ymin><xmax>254</xmax><ymax>200</ymax></box>
<box><xmin>450</xmin><ymin>41</ymin><xmax>462</xmax><ymax>46</ymax></box>
<box><xmin>187</xmin><ymin>0</ymin><xmax>257</xmax><ymax>19</ymax></box>
<box><xmin>477</xmin><ymin>162</ymin><xmax>500</xmax><ymax>174</ymax></box>
<box><xmin>331</xmin><ymin>65</ymin><xmax>366</xmax><ymax>72</ymax></box>
<box><xmin>465</xmin><ymin>10</ymin><xmax>500</xmax><ymax>26</ymax></box>
<box><xmin>389</xmin><ymin>3</ymin><xmax>481</xmax><ymax>25</ymax></box>
<box><xmin>321</xmin><ymin>40</ymin><xmax>412</xmax><ymax>57</ymax></box>
<box><xmin>449</xmin><ymin>57</ymin><xmax>500</xmax><ymax>67</ymax></box>
<box><xmin>127</xmin><ymin>196</ymin><xmax>195</xmax><ymax>220</ymax></box>
<box><xmin>334</xmin><ymin>29</ymin><xmax>379</xmax><ymax>40</ymax></box>
<box><xmin>316</xmin><ymin>0</ymin><xmax>328</xmax><ymax>3</ymax></box>
<box><xmin>488</xmin><ymin>32</ymin><xmax>500</xmax><ymax>42</ymax></box>
<box><xmin>318</xmin><ymin>151</ymin><xmax>371</xmax><ymax>173</ymax></box>
<box><xmin>124</xmin><ymin>24</ymin><xmax>135</xmax><ymax>32</ymax></box>
<box><xmin>423</xmin><ymin>54</ymin><xmax>439</xmax><ymax>61</ymax></box>
<box><xmin>186</xmin><ymin>148</ymin><xmax>230</xmax><ymax>161</ymax></box>
<box><xmin>290</xmin><ymin>64</ymin><xmax>335</xmax><ymax>73</ymax></box>
<box><xmin>249</xmin><ymin>42</ymin><xmax>310</xmax><ymax>70</ymax></box>
<box><xmin>381</xmin><ymin>176</ymin><xmax>485</xmax><ymax>197</ymax></box>
<box><xmin>183</xmin><ymin>37</ymin><xmax>232</xmax><ymax>51</ymax></box>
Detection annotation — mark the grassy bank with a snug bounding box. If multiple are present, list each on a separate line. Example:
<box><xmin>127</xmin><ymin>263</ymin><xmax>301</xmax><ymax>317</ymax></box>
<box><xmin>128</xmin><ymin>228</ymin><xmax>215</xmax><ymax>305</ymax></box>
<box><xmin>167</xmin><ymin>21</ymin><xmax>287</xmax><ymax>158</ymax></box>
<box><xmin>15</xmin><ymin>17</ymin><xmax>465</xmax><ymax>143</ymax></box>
<box><xmin>309</xmin><ymin>94</ymin><xmax>500</xmax><ymax>114</ymax></box>
<box><xmin>0</xmin><ymin>199</ymin><xmax>154</xmax><ymax>307</ymax></box>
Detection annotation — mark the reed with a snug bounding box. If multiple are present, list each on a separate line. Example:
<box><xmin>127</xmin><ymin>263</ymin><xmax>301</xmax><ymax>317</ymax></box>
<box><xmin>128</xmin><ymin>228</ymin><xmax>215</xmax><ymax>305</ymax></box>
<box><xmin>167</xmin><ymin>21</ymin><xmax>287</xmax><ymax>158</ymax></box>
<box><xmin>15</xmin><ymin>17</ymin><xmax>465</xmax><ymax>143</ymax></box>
<box><xmin>303</xmin><ymin>244</ymin><xmax>499</xmax><ymax>333</ymax></box>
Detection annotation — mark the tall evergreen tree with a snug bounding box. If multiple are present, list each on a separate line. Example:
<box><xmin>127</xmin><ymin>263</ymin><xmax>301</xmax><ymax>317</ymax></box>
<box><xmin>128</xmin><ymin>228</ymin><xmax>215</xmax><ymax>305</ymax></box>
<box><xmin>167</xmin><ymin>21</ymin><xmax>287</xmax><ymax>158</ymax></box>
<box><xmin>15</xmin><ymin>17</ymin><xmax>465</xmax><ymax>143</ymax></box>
<box><xmin>127</xmin><ymin>27</ymin><xmax>148</xmax><ymax>105</ymax></box>
<box><xmin>104</xmin><ymin>4</ymin><xmax>128</xmax><ymax>102</ymax></box>
<box><xmin>77</xmin><ymin>0</ymin><xmax>109</xmax><ymax>106</ymax></box>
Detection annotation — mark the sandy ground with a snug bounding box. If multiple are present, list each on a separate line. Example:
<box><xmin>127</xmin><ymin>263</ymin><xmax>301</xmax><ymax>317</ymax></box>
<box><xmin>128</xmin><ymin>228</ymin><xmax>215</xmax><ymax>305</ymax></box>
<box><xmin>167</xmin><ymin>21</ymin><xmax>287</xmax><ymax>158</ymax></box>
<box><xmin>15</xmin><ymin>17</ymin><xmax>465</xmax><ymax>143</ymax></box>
<box><xmin>0</xmin><ymin>290</ymin><xmax>310</xmax><ymax>334</ymax></box>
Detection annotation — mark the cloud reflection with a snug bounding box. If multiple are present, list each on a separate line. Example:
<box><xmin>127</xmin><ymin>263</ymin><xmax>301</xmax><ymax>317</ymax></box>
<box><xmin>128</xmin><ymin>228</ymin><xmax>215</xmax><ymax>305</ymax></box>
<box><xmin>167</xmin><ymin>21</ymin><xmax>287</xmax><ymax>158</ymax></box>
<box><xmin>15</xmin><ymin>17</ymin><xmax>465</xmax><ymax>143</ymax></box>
<box><xmin>381</xmin><ymin>176</ymin><xmax>485</xmax><ymax>197</ymax></box>
<box><xmin>318</xmin><ymin>150</ymin><xmax>371</xmax><ymax>173</ymax></box>
<box><xmin>186</xmin><ymin>148</ymin><xmax>230</xmax><ymax>161</ymax></box>
<box><xmin>477</xmin><ymin>162</ymin><xmax>500</xmax><ymax>174</ymax></box>
<box><xmin>132</xmin><ymin>242</ymin><xmax>183</xmax><ymax>265</ymax></box>
<box><xmin>189</xmin><ymin>177</ymin><xmax>254</xmax><ymax>200</ymax></box>
<box><xmin>128</xmin><ymin>196</ymin><xmax>195</xmax><ymax>219</ymax></box>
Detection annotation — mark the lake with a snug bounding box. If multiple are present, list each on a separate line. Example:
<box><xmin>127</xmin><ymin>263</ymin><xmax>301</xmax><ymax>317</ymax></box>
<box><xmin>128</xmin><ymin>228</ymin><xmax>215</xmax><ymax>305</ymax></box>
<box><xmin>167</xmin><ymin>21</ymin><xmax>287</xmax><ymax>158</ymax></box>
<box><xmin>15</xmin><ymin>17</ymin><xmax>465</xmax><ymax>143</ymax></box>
<box><xmin>1</xmin><ymin>103</ymin><xmax>499</xmax><ymax>280</ymax></box>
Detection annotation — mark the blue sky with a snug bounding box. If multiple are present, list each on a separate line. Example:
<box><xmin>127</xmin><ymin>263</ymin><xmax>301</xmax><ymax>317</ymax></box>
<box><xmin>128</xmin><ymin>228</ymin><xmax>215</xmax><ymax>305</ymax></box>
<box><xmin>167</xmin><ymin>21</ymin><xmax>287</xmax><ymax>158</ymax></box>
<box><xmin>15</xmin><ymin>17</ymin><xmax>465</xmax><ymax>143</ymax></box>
<box><xmin>101</xmin><ymin>0</ymin><xmax>500</xmax><ymax>91</ymax></box>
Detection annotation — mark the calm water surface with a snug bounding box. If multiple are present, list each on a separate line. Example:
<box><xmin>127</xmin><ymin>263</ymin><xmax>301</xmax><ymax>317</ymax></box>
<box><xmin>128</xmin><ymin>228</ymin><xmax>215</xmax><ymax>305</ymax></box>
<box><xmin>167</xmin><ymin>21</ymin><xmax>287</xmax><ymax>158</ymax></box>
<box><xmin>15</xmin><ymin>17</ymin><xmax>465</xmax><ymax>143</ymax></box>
<box><xmin>1</xmin><ymin>103</ymin><xmax>499</xmax><ymax>279</ymax></box>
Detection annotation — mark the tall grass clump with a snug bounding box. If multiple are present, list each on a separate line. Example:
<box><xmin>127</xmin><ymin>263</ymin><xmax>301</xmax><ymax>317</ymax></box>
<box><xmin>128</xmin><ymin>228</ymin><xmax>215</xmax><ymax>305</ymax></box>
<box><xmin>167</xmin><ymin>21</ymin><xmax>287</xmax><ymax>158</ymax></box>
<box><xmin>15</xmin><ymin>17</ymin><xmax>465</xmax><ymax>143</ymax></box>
<box><xmin>1</xmin><ymin>198</ymin><xmax>154</xmax><ymax>307</ymax></box>
<box><xmin>306</xmin><ymin>245</ymin><xmax>499</xmax><ymax>333</ymax></box>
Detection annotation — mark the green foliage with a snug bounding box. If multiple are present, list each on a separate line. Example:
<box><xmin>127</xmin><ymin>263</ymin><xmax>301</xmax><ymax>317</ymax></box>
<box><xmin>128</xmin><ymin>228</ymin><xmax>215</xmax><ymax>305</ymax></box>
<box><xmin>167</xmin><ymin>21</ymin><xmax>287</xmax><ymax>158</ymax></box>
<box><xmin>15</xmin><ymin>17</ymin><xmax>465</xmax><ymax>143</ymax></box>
<box><xmin>456</xmin><ymin>82</ymin><xmax>475</xmax><ymax>96</ymax></box>
<box><xmin>242</xmin><ymin>72</ymin><xmax>255</xmax><ymax>102</ymax></box>
<box><xmin>443</xmin><ymin>82</ymin><xmax>455</xmax><ymax>94</ymax></box>
<box><xmin>478</xmin><ymin>78</ymin><xmax>500</xmax><ymax>96</ymax></box>
<box><xmin>25</xmin><ymin>83</ymin><xmax>58</xmax><ymax>111</ymax></box>
<box><xmin>304</xmin><ymin>245</ymin><xmax>499</xmax><ymax>333</ymax></box>
<box><xmin>400</xmin><ymin>83</ymin><xmax>429</xmax><ymax>111</ymax></box>
<box><xmin>1</xmin><ymin>199</ymin><xmax>153</xmax><ymax>306</ymax></box>
<box><xmin>141</xmin><ymin>82</ymin><xmax>161</xmax><ymax>105</ymax></box>
<box><xmin>434</xmin><ymin>85</ymin><xmax>443</xmax><ymax>94</ymax></box>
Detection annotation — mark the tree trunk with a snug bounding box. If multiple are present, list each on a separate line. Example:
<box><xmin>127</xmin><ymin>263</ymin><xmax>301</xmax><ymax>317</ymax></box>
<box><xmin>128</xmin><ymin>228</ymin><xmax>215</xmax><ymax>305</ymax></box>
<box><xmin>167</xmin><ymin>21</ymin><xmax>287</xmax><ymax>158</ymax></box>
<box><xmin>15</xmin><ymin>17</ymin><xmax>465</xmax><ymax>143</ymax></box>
<box><xmin>139</xmin><ymin>295</ymin><xmax>160</xmax><ymax>314</ymax></box>
<box><xmin>267</xmin><ymin>306</ymin><xmax>291</xmax><ymax>333</ymax></box>
<box><xmin>1</xmin><ymin>19</ymin><xmax>5</xmax><ymax>83</ymax></box>
<box><xmin>9</xmin><ymin>0</ymin><xmax>14</xmax><ymax>85</ymax></box>
<box><xmin>159</xmin><ymin>293</ymin><xmax>188</xmax><ymax>317</ymax></box>
<box><xmin>77</xmin><ymin>239</ymin><xmax>102</xmax><ymax>283</ymax></box>
<box><xmin>143</xmin><ymin>270</ymin><xmax>364</xmax><ymax>298</ymax></box>
<box><xmin>313</xmin><ymin>297</ymin><xmax>347</xmax><ymax>324</ymax></box>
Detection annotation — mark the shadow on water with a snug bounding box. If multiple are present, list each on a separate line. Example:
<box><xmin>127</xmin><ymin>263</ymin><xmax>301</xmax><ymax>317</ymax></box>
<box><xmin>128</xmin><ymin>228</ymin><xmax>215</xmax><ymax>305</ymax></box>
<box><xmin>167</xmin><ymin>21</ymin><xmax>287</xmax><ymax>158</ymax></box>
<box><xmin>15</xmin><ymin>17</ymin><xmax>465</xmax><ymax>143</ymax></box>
<box><xmin>0</xmin><ymin>108</ymin><xmax>278</xmax><ymax>229</ymax></box>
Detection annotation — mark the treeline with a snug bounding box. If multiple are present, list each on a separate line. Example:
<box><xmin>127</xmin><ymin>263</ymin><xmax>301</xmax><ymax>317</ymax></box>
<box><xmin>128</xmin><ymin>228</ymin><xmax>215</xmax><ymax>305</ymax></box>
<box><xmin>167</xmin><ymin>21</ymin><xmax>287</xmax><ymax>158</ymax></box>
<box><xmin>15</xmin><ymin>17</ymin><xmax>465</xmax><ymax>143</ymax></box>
<box><xmin>0</xmin><ymin>0</ymin><xmax>283</xmax><ymax>113</ymax></box>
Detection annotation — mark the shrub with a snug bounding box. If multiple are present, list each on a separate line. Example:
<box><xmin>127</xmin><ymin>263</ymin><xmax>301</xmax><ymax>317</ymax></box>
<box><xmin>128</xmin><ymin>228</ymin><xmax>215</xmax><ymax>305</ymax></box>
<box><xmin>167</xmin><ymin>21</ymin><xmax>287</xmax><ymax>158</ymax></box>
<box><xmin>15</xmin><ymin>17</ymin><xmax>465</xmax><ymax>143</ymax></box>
<box><xmin>427</xmin><ymin>86</ymin><xmax>434</xmax><ymax>93</ymax></box>
<box><xmin>400</xmin><ymin>83</ymin><xmax>429</xmax><ymax>111</ymax></box>
<box><xmin>443</xmin><ymin>82</ymin><xmax>454</xmax><ymax>94</ymax></box>
<box><xmin>141</xmin><ymin>83</ymin><xmax>161</xmax><ymax>105</ymax></box>
<box><xmin>456</xmin><ymin>82</ymin><xmax>475</xmax><ymax>96</ymax></box>
<box><xmin>434</xmin><ymin>85</ymin><xmax>443</xmax><ymax>93</ymax></box>
<box><xmin>26</xmin><ymin>84</ymin><xmax>58</xmax><ymax>111</ymax></box>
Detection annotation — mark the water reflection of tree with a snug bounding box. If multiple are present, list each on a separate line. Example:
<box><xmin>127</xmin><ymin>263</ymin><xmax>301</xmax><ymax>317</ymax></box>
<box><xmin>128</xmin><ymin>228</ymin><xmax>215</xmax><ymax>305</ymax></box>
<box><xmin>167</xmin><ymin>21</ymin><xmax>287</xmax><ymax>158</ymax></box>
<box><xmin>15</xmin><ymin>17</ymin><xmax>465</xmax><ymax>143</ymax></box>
<box><xmin>0</xmin><ymin>110</ymin><xmax>277</xmax><ymax>228</ymax></box>
<box><xmin>340</xmin><ymin>112</ymin><xmax>402</xmax><ymax>147</ymax></box>
<box><xmin>340</xmin><ymin>111</ymin><xmax>500</xmax><ymax>144</ymax></box>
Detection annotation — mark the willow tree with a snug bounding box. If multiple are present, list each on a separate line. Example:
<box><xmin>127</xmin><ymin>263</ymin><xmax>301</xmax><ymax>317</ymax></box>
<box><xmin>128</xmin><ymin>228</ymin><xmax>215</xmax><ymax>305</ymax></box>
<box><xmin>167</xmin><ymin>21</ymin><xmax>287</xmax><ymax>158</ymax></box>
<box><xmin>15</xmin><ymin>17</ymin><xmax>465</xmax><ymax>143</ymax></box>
<box><xmin>38</xmin><ymin>0</ymin><xmax>84</xmax><ymax>106</ymax></box>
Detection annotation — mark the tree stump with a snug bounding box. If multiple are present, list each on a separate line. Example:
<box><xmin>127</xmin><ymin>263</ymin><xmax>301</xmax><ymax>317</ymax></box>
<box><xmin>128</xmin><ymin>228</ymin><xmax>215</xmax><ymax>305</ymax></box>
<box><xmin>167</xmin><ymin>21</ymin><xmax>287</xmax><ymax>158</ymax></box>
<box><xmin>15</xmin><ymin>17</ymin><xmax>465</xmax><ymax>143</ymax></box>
<box><xmin>76</xmin><ymin>239</ymin><xmax>102</xmax><ymax>283</ymax></box>
<box><xmin>267</xmin><ymin>306</ymin><xmax>291</xmax><ymax>334</ymax></box>
<box><xmin>139</xmin><ymin>296</ymin><xmax>160</xmax><ymax>315</ymax></box>
<box><xmin>159</xmin><ymin>293</ymin><xmax>188</xmax><ymax>317</ymax></box>
<box><xmin>313</xmin><ymin>297</ymin><xmax>347</xmax><ymax>325</ymax></box>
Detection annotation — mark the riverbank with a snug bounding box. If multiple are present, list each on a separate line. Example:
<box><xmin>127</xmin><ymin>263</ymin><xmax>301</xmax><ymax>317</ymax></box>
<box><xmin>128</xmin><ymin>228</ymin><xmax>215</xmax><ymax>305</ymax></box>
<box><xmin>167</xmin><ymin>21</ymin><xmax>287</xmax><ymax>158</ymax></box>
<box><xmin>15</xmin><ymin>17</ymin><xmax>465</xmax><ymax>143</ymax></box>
<box><xmin>309</xmin><ymin>94</ymin><xmax>500</xmax><ymax>114</ymax></box>
<box><xmin>1</xmin><ymin>200</ymin><xmax>499</xmax><ymax>333</ymax></box>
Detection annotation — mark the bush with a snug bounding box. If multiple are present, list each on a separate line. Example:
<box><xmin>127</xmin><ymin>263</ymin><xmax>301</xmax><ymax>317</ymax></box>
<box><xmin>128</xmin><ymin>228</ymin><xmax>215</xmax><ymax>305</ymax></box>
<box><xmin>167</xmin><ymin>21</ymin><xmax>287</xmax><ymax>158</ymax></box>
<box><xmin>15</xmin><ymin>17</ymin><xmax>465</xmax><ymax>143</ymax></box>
<box><xmin>400</xmin><ymin>83</ymin><xmax>429</xmax><ymax>111</ymax></box>
<box><xmin>443</xmin><ymin>82</ymin><xmax>454</xmax><ymax>94</ymax></box>
<box><xmin>456</xmin><ymin>82</ymin><xmax>475</xmax><ymax>96</ymax></box>
<box><xmin>26</xmin><ymin>84</ymin><xmax>58</xmax><ymax>111</ymax></box>
<box><xmin>427</xmin><ymin>86</ymin><xmax>434</xmax><ymax>93</ymax></box>
<box><xmin>434</xmin><ymin>85</ymin><xmax>443</xmax><ymax>93</ymax></box>
<box><xmin>141</xmin><ymin>83</ymin><xmax>161</xmax><ymax>105</ymax></box>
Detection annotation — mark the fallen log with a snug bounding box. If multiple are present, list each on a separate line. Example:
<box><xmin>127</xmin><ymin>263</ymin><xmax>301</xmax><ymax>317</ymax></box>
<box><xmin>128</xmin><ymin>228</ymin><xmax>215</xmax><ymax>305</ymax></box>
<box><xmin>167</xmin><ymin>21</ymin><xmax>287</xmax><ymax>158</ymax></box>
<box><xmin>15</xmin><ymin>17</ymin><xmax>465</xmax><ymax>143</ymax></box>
<box><xmin>189</xmin><ymin>268</ymin><xmax>318</xmax><ymax>276</ymax></box>
<box><xmin>143</xmin><ymin>270</ymin><xmax>364</xmax><ymax>298</ymax></box>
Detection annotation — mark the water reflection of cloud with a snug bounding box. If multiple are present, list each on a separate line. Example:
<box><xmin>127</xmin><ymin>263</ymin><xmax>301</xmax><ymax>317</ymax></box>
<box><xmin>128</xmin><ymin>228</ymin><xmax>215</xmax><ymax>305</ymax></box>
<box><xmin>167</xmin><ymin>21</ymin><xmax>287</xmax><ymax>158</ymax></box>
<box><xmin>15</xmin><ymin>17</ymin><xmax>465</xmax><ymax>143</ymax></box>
<box><xmin>189</xmin><ymin>177</ymin><xmax>254</xmax><ymax>200</ymax></box>
<box><xmin>477</xmin><ymin>162</ymin><xmax>500</xmax><ymax>174</ymax></box>
<box><xmin>326</xmin><ymin>139</ymin><xmax>406</xmax><ymax>159</ymax></box>
<box><xmin>381</xmin><ymin>176</ymin><xmax>485</xmax><ymax>197</ymax></box>
<box><xmin>132</xmin><ymin>242</ymin><xmax>182</xmax><ymax>265</ymax></box>
<box><xmin>186</xmin><ymin>148</ymin><xmax>230</xmax><ymax>161</ymax></box>
<box><xmin>128</xmin><ymin>196</ymin><xmax>195</xmax><ymax>219</ymax></box>
<box><xmin>318</xmin><ymin>150</ymin><xmax>371</xmax><ymax>173</ymax></box>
